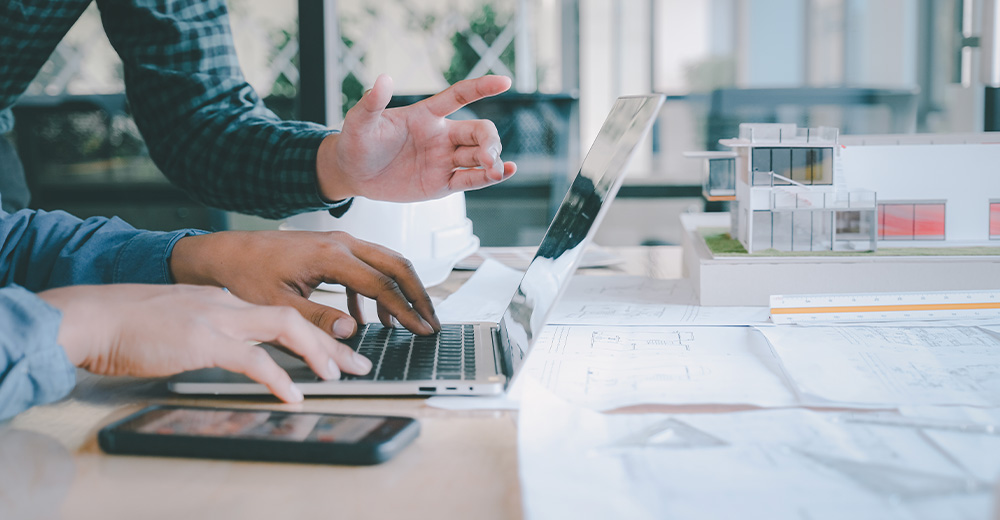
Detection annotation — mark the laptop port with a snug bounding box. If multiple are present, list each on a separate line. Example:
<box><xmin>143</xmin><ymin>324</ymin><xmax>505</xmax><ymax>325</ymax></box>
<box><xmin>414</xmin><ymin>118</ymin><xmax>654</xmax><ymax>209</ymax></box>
<box><xmin>418</xmin><ymin>387</ymin><xmax>435</xmax><ymax>392</ymax></box>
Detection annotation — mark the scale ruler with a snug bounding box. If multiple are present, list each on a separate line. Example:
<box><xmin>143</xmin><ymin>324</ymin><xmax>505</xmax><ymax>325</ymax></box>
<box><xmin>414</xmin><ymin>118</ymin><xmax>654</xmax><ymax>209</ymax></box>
<box><xmin>769</xmin><ymin>289</ymin><xmax>1000</xmax><ymax>324</ymax></box>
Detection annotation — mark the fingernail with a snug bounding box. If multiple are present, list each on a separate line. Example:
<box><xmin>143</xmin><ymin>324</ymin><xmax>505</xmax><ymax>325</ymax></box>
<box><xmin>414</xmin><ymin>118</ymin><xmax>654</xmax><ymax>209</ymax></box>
<box><xmin>353</xmin><ymin>352</ymin><xmax>373</xmax><ymax>373</ymax></box>
<box><xmin>327</xmin><ymin>358</ymin><xmax>341</xmax><ymax>380</ymax></box>
<box><xmin>363</xmin><ymin>88</ymin><xmax>373</xmax><ymax>97</ymax></box>
<box><xmin>421</xmin><ymin>317</ymin><xmax>435</xmax><ymax>333</ymax></box>
<box><xmin>288</xmin><ymin>382</ymin><xmax>304</xmax><ymax>402</ymax></box>
<box><xmin>333</xmin><ymin>318</ymin><xmax>354</xmax><ymax>338</ymax></box>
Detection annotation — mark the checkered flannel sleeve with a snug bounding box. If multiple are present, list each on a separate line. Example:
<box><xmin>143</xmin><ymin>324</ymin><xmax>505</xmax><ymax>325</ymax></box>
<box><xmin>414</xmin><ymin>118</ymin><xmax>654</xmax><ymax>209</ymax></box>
<box><xmin>97</xmin><ymin>0</ymin><xmax>345</xmax><ymax>219</ymax></box>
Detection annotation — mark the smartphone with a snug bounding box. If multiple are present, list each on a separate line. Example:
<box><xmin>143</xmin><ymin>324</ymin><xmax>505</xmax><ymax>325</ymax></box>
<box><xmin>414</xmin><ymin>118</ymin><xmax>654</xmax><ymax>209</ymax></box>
<box><xmin>98</xmin><ymin>405</ymin><xmax>419</xmax><ymax>465</ymax></box>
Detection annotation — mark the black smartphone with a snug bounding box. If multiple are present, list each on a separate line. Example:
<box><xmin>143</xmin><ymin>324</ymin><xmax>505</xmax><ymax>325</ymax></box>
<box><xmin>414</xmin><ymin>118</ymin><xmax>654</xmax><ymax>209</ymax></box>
<box><xmin>98</xmin><ymin>405</ymin><xmax>419</xmax><ymax>465</ymax></box>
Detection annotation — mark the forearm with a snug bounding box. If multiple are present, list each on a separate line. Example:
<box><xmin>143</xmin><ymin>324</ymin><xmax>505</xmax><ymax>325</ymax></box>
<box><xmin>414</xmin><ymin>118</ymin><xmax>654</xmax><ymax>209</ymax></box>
<box><xmin>0</xmin><ymin>209</ymin><xmax>204</xmax><ymax>291</ymax></box>
<box><xmin>0</xmin><ymin>286</ymin><xmax>75</xmax><ymax>421</ymax></box>
<box><xmin>97</xmin><ymin>0</ymin><xmax>347</xmax><ymax>218</ymax></box>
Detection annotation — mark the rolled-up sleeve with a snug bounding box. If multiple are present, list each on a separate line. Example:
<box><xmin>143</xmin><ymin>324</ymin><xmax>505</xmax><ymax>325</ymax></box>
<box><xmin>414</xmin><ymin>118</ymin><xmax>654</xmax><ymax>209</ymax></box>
<box><xmin>0</xmin><ymin>208</ymin><xmax>204</xmax><ymax>289</ymax></box>
<box><xmin>0</xmin><ymin>286</ymin><xmax>74</xmax><ymax>421</ymax></box>
<box><xmin>0</xmin><ymin>208</ymin><xmax>205</xmax><ymax>418</ymax></box>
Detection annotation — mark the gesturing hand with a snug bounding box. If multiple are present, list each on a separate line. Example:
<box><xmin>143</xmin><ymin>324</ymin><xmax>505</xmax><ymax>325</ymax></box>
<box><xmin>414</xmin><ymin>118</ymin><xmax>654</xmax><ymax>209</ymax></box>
<box><xmin>169</xmin><ymin>230</ymin><xmax>441</xmax><ymax>339</ymax></box>
<box><xmin>38</xmin><ymin>284</ymin><xmax>371</xmax><ymax>403</ymax></box>
<box><xmin>317</xmin><ymin>74</ymin><xmax>518</xmax><ymax>202</ymax></box>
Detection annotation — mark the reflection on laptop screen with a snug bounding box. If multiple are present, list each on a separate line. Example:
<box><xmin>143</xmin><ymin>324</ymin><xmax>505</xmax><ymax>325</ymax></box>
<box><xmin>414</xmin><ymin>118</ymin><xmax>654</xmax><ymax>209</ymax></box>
<box><xmin>496</xmin><ymin>94</ymin><xmax>665</xmax><ymax>382</ymax></box>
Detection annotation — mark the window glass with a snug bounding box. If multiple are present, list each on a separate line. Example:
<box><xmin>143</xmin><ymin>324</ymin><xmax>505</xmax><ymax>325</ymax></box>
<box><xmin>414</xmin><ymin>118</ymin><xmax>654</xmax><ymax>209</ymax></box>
<box><xmin>880</xmin><ymin>203</ymin><xmax>914</xmax><ymax>239</ymax></box>
<box><xmin>990</xmin><ymin>202</ymin><xmax>1000</xmax><ymax>239</ymax></box>
<box><xmin>770</xmin><ymin>148</ymin><xmax>792</xmax><ymax>185</ymax></box>
<box><xmin>790</xmin><ymin>148</ymin><xmax>809</xmax><ymax>184</ymax></box>
<box><xmin>751</xmin><ymin>148</ymin><xmax>772</xmax><ymax>186</ymax></box>
<box><xmin>879</xmin><ymin>202</ymin><xmax>946</xmax><ymax>240</ymax></box>
<box><xmin>913</xmin><ymin>203</ymin><xmax>945</xmax><ymax>240</ymax></box>
<box><xmin>811</xmin><ymin>148</ymin><xmax>833</xmax><ymax>185</ymax></box>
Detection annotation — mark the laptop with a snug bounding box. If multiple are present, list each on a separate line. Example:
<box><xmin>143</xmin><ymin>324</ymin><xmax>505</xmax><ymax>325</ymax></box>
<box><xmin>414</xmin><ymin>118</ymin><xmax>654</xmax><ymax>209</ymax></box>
<box><xmin>169</xmin><ymin>94</ymin><xmax>665</xmax><ymax>397</ymax></box>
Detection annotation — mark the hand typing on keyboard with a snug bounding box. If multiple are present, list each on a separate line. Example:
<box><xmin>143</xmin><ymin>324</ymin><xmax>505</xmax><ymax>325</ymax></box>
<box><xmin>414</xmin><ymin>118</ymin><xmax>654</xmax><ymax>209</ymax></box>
<box><xmin>169</xmin><ymin>230</ymin><xmax>442</xmax><ymax>340</ymax></box>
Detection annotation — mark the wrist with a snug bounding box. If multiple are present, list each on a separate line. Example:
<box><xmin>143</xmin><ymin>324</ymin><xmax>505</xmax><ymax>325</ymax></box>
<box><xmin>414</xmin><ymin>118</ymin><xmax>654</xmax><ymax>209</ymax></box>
<box><xmin>316</xmin><ymin>133</ymin><xmax>355</xmax><ymax>201</ymax></box>
<box><xmin>169</xmin><ymin>233</ymin><xmax>232</xmax><ymax>286</ymax></box>
<box><xmin>37</xmin><ymin>287</ymin><xmax>99</xmax><ymax>367</ymax></box>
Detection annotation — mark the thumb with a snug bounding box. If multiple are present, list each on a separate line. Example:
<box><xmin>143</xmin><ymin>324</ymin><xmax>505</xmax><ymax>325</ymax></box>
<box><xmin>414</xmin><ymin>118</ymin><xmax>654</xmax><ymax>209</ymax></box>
<box><xmin>351</xmin><ymin>74</ymin><xmax>393</xmax><ymax>126</ymax></box>
<box><xmin>279</xmin><ymin>295</ymin><xmax>358</xmax><ymax>340</ymax></box>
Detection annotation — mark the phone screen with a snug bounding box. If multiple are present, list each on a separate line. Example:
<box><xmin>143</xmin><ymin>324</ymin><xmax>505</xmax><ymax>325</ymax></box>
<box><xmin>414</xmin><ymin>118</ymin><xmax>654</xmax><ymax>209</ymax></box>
<box><xmin>117</xmin><ymin>408</ymin><xmax>386</xmax><ymax>444</ymax></box>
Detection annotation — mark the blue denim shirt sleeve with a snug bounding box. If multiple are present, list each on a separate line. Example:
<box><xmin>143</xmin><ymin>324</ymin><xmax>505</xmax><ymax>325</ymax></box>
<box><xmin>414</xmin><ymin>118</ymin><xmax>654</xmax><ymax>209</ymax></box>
<box><xmin>0</xmin><ymin>207</ymin><xmax>206</xmax><ymax>419</ymax></box>
<box><xmin>0</xmin><ymin>285</ymin><xmax>74</xmax><ymax>421</ymax></box>
<box><xmin>0</xmin><ymin>208</ymin><xmax>205</xmax><ymax>289</ymax></box>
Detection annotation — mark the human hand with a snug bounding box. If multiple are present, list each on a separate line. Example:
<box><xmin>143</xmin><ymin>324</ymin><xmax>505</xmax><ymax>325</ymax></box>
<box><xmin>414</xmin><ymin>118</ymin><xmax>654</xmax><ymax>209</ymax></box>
<box><xmin>38</xmin><ymin>284</ymin><xmax>372</xmax><ymax>402</ymax></box>
<box><xmin>169</xmin><ymin>230</ymin><xmax>441</xmax><ymax>339</ymax></box>
<box><xmin>316</xmin><ymin>74</ymin><xmax>518</xmax><ymax>202</ymax></box>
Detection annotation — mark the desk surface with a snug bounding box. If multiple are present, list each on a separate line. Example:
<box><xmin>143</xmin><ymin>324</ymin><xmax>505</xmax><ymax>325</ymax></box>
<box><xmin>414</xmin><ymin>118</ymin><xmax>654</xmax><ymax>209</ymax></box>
<box><xmin>0</xmin><ymin>246</ymin><xmax>682</xmax><ymax>520</ymax></box>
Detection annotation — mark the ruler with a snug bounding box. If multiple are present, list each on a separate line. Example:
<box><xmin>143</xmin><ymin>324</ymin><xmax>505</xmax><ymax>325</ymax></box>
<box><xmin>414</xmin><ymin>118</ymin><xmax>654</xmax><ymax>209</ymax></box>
<box><xmin>769</xmin><ymin>289</ymin><xmax>1000</xmax><ymax>324</ymax></box>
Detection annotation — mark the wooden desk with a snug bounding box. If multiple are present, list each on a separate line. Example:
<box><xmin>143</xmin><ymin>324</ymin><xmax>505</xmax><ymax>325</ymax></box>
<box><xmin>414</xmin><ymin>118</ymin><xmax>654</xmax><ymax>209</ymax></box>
<box><xmin>0</xmin><ymin>247</ymin><xmax>682</xmax><ymax>520</ymax></box>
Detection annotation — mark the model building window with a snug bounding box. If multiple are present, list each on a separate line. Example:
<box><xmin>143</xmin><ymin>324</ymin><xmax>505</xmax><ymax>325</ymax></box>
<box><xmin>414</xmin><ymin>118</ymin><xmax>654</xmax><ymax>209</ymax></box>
<box><xmin>751</xmin><ymin>148</ymin><xmax>773</xmax><ymax>186</ymax></box>
<box><xmin>789</xmin><ymin>148</ymin><xmax>833</xmax><ymax>185</ymax></box>
<box><xmin>990</xmin><ymin>201</ymin><xmax>1000</xmax><ymax>240</ymax></box>
<box><xmin>878</xmin><ymin>201</ymin><xmax>946</xmax><ymax>240</ymax></box>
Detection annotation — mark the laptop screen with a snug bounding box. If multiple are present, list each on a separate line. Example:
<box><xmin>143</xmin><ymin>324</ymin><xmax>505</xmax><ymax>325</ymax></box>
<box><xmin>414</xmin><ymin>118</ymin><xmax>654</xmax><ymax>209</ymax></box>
<box><xmin>495</xmin><ymin>94</ymin><xmax>665</xmax><ymax>382</ymax></box>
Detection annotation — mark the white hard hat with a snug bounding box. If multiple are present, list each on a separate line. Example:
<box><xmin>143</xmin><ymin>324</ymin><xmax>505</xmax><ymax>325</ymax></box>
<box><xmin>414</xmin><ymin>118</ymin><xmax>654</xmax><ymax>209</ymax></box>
<box><xmin>282</xmin><ymin>192</ymin><xmax>479</xmax><ymax>289</ymax></box>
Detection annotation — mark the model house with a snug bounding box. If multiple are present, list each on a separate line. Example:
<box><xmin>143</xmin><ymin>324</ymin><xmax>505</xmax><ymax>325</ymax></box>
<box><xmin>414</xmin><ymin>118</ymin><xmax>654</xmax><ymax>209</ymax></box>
<box><xmin>687</xmin><ymin>123</ymin><xmax>1000</xmax><ymax>253</ymax></box>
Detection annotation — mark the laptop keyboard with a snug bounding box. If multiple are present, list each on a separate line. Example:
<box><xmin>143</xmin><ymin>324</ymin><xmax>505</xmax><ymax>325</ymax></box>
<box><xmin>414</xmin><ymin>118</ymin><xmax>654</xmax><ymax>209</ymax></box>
<box><xmin>341</xmin><ymin>324</ymin><xmax>476</xmax><ymax>381</ymax></box>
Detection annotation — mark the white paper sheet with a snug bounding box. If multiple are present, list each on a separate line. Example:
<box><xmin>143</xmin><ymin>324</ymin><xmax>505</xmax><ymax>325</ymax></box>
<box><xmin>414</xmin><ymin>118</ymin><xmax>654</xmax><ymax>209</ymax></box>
<box><xmin>433</xmin><ymin>259</ymin><xmax>523</xmax><ymax>323</ymax></box>
<box><xmin>436</xmin><ymin>266</ymin><xmax>771</xmax><ymax>328</ymax></box>
<box><xmin>525</xmin><ymin>325</ymin><xmax>797</xmax><ymax>409</ymax></box>
<box><xmin>759</xmin><ymin>325</ymin><xmax>1000</xmax><ymax>407</ymax></box>
<box><xmin>518</xmin><ymin>379</ymin><xmax>996</xmax><ymax>520</ymax></box>
<box><xmin>548</xmin><ymin>276</ymin><xmax>771</xmax><ymax>326</ymax></box>
<box><xmin>454</xmin><ymin>245</ymin><xmax>623</xmax><ymax>271</ymax></box>
<box><xmin>893</xmin><ymin>406</ymin><xmax>1000</xmax><ymax>484</ymax></box>
<box><xmin>427</xmin><ymin>324</ymin><xmax>795</xmax><ymax>411</ymax></box>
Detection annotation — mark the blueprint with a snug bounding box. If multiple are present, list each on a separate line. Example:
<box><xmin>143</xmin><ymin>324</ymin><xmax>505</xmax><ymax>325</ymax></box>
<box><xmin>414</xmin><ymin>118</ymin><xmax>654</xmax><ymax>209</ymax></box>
<box><xmin>759</xmin><ymin>325</ymin><xmax>1000</xmax><ymax>407</ymax></box>
<box><xmin>524</xmin><ymin>325</ymin><xmax>797</xmax><ymax>409</ymax></box>
<box><xmin>518</xmin><ymin>379</ymin><xmax>995</xmax><ymax>520</ymax></box>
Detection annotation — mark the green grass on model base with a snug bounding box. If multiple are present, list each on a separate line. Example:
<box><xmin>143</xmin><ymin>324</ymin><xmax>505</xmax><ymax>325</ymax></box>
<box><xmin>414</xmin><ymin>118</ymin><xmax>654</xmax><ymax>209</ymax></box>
<box><xmin>699</xmin><ymin>229</ymin><xmax>1000</xmax><ymax>257</ymax></box>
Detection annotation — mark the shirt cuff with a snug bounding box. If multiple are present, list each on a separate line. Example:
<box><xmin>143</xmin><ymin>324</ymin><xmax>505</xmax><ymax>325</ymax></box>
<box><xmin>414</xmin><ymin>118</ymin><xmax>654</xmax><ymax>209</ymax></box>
<box><xmin>0</xmin><ymin>286</ymin><xmax>75</xmax><ymax>420</ymax></box>
<box><xmin>327</xmin><ymin>198</ymin><xmax>353</xmax><ymax>217</ymax></box>
<box><xmin>112</xmin><ymin>229</ymin><xmax>208</xmax><ymax>284</ymax></box>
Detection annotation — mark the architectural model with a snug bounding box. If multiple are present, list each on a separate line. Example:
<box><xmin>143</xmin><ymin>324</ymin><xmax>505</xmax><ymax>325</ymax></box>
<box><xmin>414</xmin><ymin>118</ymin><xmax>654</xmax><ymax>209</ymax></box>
<box><xmin>681</xmin><ymin>123</ymin><xmax>1000</xmax><ymax>305</ymax></box>
<box><xmin>687</xmin><ymin>123</ymin><xmax>1000</xmax><ymax>253</ymax></box>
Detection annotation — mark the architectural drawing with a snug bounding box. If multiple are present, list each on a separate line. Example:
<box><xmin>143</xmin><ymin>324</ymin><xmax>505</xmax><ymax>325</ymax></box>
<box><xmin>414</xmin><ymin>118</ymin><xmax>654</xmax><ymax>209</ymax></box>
<box><xmin>686</xmin><ymin>123</ymin><xmax>1000</xmax><ymax>253</ymax></box>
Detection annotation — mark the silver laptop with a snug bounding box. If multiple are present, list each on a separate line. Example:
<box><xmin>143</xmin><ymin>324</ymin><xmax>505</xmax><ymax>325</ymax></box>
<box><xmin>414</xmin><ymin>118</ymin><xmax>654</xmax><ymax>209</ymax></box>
<box><xmin>169</xmin><ymin>94</ymin><xmax>665</xmax><ymax>397</ymax></box>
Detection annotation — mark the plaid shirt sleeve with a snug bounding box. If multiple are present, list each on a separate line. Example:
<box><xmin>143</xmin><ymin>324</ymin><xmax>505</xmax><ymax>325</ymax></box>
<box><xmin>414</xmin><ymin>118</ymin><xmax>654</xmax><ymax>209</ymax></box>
<box><xmin>95</xmin><ymin>0</ymin><xmax>348</xmax><ymax>219</ymax></box>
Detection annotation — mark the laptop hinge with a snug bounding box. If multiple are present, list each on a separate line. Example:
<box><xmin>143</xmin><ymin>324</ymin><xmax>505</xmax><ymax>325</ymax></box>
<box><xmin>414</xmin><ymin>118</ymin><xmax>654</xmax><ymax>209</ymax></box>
<box><xmin>491</xmin><ymin>326</ymin><xmax>504</xmax><ymax>377</ymax></box>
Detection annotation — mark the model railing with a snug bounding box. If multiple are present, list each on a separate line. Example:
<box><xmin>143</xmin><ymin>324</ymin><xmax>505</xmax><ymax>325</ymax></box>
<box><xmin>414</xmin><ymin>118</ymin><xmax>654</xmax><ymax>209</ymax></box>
<box><xmin>767</xmin><ymin>187</ymin><xmax>877</xmax><ymax>211</ymax></box>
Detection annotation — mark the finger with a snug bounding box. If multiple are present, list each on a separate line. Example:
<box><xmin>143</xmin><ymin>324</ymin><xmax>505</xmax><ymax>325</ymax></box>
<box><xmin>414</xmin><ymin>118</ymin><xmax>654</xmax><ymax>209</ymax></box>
<box><xmin>450</xmin><ymin>146</ymin><xmax>494</xmax><ymax>170</ymax></box>
<box><xmin>237</xmin><ymin>306</ymin><xmax>340</xmax><ymax>381</ymax></box>
<box><xmin>341</xmin><ymin>254</ymin><xmax>434</xmax><ymax>334</ymax></box>
<box><xmin>449</xmin><ymin>121</ymin><xmax>504</xmax><ymax>178</ymax></box>
<box><xmin>377</xmin><ymin>302</ymin><xmax>393</xmax><ymax>329</ymax></box>
<box><xmin>421</xmin><ymin>75</ymin><xmax>512</xmax><ymax>118</ymax></box>
<box><xmin>448</xmin><ymin>119</ymin><xmax>501</xmax><ymax>150</ymax></box>
<box><xmin>448</xmin><ymin>161</ymin><xmax>518</xmax><ymax>192</ymax></box>
<box><xmin>346</xmin><ymin>241</ymin><xmax>441</xmax><ymax>333</ymax></box>
<box><xmin>214</xmin><ymin>342</ymin><xmax>304</xmax><ymax>403</ymax></box>
<box><xmin>448</xmin><ymin>146</ymin><xmax>504</xmax><ymax>181</ymax></box>
<box><xmin>347</xmin><ymin>74</ymin><xmax>393</xmax><ymax>128</ymax></box>
<box><xmin>346</xmin><ymin>288</ymin><xmax>365</xmax><ymax>325</ymax></box>
<box><xmin>322</xmin><ymin>336</ymin><xmax>374</xmax><ymax>376</ymax></box>
<box><xmin>272</xmin><ymin>293</ymin><xmax>358</xmax><ymax>340</ymax></box>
